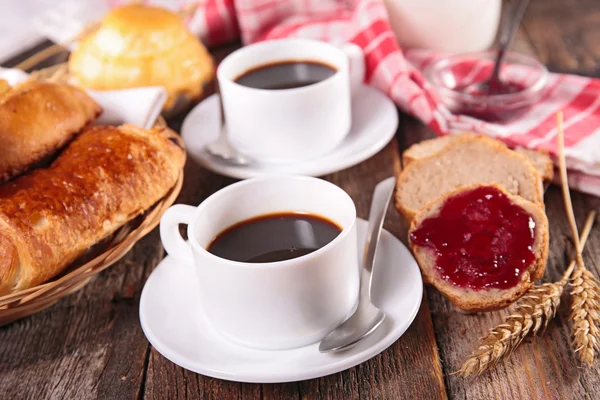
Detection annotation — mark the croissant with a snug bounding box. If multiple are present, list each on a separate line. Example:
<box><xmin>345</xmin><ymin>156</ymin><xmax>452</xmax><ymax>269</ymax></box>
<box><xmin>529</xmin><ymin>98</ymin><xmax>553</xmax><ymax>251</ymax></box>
<box><xmin>69</xmin><ymin>5</ymin><xmax>214</xmax><ymax>108</ymax></box>
<box><xmin>0</xmin><ymin>79</ymin><xmax>10</xmax><ymax>97</ymax></box>
<box><xmin>0</xmin><ymin>124</ymin><xmax>185</xmax><ymax>295</ymax></box>
<box><xmin>0</xmin><ymin>80</ymin><xmax>101</xmax><ymax>181</ymax></box>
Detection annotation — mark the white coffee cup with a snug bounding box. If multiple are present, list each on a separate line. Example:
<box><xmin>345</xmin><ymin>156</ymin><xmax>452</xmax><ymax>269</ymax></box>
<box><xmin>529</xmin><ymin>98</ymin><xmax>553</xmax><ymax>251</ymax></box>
<box><xmin>159</xmin><ymin>176</ymin><xmax>360</xmax><ymax>350</ymax></box>
<box><xmin>217</xmin><ymin>39</ymin><xmax>365</xmax><ymax>163</ymax></box>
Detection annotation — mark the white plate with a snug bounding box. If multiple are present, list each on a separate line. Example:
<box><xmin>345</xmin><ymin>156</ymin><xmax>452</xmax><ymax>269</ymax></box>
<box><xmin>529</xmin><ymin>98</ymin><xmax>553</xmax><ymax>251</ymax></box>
<box><xmin>139</xmin><ymin>218</ymin><xmax>423</xmax><ymax>383</ymax></box>
<box><xmin>181</xmin><ymin>85</ymin><xmax>399</xmax><ymax>179</ymax></box>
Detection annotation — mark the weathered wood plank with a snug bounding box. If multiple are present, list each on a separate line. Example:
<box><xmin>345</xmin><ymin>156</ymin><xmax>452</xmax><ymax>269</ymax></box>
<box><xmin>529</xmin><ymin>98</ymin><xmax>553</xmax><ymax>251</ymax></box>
<box><xmin>0</xmin><ymin>230</ymin><xmax>163</xmax><ymax>399</ymax></box>
<box><xmin>522</xmin><ymin>0</ymin><xmax>600</xmax><ymax>76</ymax></box>
<box><xmin>511</xmin><ymin>23</ymin><xmax>538</xmax><ymax>57</ymax></box>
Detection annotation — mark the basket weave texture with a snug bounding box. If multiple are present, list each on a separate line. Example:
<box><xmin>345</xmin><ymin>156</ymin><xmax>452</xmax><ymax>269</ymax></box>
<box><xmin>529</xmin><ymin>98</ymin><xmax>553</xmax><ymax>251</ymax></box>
<box><xmin>0</xmin><ymin>63</ymin><xmax>185</xmax><ymax>325</ymax></box>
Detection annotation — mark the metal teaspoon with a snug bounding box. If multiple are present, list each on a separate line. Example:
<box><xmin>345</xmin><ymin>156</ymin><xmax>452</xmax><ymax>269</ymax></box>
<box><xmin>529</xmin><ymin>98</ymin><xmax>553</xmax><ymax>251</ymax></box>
<box><xmin>462</xmin><ymin>0</ymin><xmax>531</xmax><ymax>94</ymax></box>
<box><xmin>319</xmin><ymin>177</ymin><xmax>396</xmax><ymax>353</ymax></box>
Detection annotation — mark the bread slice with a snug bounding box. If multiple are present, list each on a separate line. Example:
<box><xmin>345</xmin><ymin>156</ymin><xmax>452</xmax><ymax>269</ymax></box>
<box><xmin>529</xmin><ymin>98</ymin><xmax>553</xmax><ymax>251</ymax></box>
<box><xmin>402</xmin><ymin>133</ymin><xmax>554</xmax><ymax>182</ymax></box>
<box><xmin>409</xmin><ymin>184</ymin><xmax>549</xmax><ymax>312</ymax></box>
<box><xmin>402</xmin><ymin>135</ymin><xmax>456</xmax><ymax>166</ymax></box>
<box><xmin>395</xmin><ymin>134</ymin><xmax>544</xmax><ymax>223</ymax></box>
<box><xmin>514</xmin><ymin>147</ymin><xmax>554</xmax><ymax>183</ymax></box>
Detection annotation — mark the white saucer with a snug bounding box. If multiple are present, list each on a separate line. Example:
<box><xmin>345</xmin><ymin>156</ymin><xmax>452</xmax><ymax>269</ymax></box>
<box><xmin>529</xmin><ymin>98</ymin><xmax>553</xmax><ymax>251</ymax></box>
<box><xmin>181</xmin><ymin>85</ymin><xmax>399</xmax><ymax>179</ymax></box>
<box><xmin>139</xmin><ymin>218</ymin><xmax>423</xmax><ymax>383</ymax></box>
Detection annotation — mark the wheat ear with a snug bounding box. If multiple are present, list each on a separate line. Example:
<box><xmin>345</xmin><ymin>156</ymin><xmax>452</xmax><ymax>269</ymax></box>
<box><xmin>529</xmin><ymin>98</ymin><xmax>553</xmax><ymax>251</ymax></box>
<box><xmin>556</xmin><ymin>112</ymin><xmax>600</xmax><ymax>366</ymax></box>
<box><xmin>455</xmin><ymin>211</ymin><xmax>596</xmax><ymax>376</ymax></box>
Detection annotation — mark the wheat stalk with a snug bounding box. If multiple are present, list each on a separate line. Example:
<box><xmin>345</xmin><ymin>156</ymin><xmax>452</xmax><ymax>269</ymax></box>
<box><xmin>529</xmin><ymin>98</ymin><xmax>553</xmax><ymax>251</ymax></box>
<box><xmin>556</xmin><ymin>112</ymin><xmax>600</xmax><ymax>366</ymax></box>
<box><xmin>455</xmin><ymin>211</ymin><xmax>596</xmax><ymax>376</ymax></box>
<box><xmin>569</xmin><ymin>268</ymin><xmax>600</xmax><ymax>364</ymax></box>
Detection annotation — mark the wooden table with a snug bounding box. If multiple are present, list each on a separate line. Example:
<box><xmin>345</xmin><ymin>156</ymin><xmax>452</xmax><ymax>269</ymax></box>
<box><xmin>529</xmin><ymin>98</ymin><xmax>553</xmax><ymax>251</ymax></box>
<box><xmin>1</xmin><ymin>1</ymin><xmax>599</xmax><ymax>398</ymax></box>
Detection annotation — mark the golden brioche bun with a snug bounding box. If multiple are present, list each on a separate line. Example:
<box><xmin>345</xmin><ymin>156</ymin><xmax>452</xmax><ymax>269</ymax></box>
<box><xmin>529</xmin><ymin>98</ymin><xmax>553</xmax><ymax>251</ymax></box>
<box><xmin>69</xmin><ymin>5</ymin><xmax>214</xmax><ymax>108</ymax></box>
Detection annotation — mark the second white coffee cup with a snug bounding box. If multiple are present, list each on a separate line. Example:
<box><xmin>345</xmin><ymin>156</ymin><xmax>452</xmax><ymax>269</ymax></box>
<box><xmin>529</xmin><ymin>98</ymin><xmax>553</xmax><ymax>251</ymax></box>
<box><xmin>217</xmin><ymin>39</ymin><xmax>365</xmax><ymax>163</ymax></box>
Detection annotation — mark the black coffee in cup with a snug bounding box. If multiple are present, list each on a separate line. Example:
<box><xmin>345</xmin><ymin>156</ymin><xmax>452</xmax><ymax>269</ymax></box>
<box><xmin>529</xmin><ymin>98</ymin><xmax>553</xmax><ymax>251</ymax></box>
<box><xmin>207</xmin><ymin>212</ymin><xmax>342</xmax><ymax>263</ymax></box>
<box><xmin>234</xmin><ymin>60</ymin><xmax>337</xmax><ymax>90</ymax></box>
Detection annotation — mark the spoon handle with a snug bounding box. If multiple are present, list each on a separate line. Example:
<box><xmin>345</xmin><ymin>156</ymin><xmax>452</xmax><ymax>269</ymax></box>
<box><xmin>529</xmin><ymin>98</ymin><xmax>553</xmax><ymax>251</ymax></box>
<box><xmin>216</xmin><ymin>80</ymin><xmax>226</xmax><ymax>127</ymax></box>
<box><xmin>361</xmin><ymin>177</ymin><xmax>396</xmax><ymax>298</ymax></box>
<box><xmin>492</xmin><ymin>0</ymin><xmax>531</xmax><ymax>80</ymax></box>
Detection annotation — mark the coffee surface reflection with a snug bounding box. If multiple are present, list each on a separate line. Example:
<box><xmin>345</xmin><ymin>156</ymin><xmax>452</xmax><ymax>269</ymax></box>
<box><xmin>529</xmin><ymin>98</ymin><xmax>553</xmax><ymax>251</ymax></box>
<box><xmin>207</xmin><ymin>212</ymin><xmax>342</xmax><ymax>263</ymax></box>
<box><xmin>234</xmin><ymin>60</ymin><xmax>337</xmax><ymax>90</ymax></box>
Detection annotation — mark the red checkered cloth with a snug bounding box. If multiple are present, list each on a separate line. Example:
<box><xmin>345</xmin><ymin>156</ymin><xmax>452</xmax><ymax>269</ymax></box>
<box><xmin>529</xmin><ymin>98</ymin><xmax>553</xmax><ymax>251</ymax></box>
<box><xmin>116</xmin><ymin>0</ymin><xmax>600</xmax><ymax>195</ymax></box>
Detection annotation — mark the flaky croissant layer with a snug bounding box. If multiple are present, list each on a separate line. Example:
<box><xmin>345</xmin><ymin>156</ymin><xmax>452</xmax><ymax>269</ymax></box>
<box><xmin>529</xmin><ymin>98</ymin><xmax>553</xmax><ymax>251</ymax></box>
<box><xmin>0</xmin><ymin>124</ymin><xmax>185</xmax><ymax>295</ymax></box>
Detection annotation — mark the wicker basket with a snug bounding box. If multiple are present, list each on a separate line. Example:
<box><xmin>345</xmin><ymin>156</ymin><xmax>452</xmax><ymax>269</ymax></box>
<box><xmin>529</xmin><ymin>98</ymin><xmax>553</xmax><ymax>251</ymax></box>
<box><xmin>0</xmin><ymin>173</ymin><xmax>182</xmax><ymax>325</ymax></box>
<box><xmin>0</xmin><ymin>65</ymin><xmax>186</xmax><ymax>325</ymax></box>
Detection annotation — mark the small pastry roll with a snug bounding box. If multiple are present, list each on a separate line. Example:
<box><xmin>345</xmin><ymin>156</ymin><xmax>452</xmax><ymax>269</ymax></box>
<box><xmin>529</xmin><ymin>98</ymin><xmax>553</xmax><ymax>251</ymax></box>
<box><xmin>0</xmin><ymin>81</ymin><xmax>102</xmax><ymax>181</ymax></box>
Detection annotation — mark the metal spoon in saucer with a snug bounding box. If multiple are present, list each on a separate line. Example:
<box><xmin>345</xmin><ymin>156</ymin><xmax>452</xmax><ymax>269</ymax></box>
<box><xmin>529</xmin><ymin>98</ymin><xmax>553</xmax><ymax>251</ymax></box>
<box><xmin>319</xmin><ymin>177</ymin><xmax>396</xmax><ymax>353</ymax></box>
<box><xmin>203</xmin><ymin>86</ymin><xmax>256</xmax><ymax>166</ymax></box>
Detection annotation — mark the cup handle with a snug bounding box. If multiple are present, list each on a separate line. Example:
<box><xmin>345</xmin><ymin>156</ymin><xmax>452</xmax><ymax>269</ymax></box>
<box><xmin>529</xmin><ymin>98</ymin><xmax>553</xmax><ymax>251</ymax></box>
<box><xmin>159</xmin><ymin>204</ymin><xmax>196</xmax><ymax>264</ymax></box>
<box><xmin>340</xmin><ymin>43</ymin><xmax>366</xmax><ymax>95</ymax></box>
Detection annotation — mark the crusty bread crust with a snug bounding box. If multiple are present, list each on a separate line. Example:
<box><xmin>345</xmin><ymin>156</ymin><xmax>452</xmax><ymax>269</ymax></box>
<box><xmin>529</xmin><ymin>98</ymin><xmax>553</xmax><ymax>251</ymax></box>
<box><xmin>514</xmin><ymin>147</ymin><xmax>554</xmax><ymax>182</ymax></box>
<box><xmin>402</xmin><ymin>133</ymin><xmax>554</xmax><ymax>182</ymax></box>
<box><xmin>408</xmin><ymin>184</ymin><xmax>549</xmax><ymax>312</ymax></box>
<box><xmin>402</xmin><ymin>134</ymin><xmax>456</xmax><ymax>167</ymax></box>
<box><xmin>395</xmin><ymin>133</ymin><xmax>544</xmax><ymax>224</ymax></box>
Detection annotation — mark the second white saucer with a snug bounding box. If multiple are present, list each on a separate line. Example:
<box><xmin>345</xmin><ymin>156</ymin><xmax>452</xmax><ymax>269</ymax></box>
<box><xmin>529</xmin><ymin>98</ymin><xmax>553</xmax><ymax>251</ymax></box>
<box><xmin>139</xmin><ymin>218</ymin><xmax>423</xmax><ymax>383</ymax></box>
<box><xmin>181</xmin><ymin>85</ymin><xmax>399</xmax><ymax>179</ymax></box>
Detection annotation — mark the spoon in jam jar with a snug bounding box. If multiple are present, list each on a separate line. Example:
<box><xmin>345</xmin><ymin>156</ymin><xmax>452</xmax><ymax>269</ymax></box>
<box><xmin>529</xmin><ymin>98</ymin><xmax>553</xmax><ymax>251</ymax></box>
<box><xmin>319</xmin><ymin>177</ymin><xmax>395</xmax><ymax>353</ymax></box>
<box><xmin>461</xmin><ymin>0</ymin><xmax>531</xmax><ymax>96</ymax></box>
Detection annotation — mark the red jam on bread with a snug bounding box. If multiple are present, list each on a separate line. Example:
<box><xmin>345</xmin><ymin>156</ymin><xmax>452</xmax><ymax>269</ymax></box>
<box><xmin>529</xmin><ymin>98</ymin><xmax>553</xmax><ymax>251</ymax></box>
<box><xmin>410</xmin><ymin>186</ymin><xmax>536</xmax><ymax>290</ymax></box>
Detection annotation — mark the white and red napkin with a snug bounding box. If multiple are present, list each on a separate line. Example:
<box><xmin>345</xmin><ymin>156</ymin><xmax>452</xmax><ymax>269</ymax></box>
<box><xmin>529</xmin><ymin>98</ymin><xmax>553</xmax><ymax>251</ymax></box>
<box><xmin>37</xmin><ymin>0</ymin><xmax>600</xmax><ymax>195</ymax></box>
